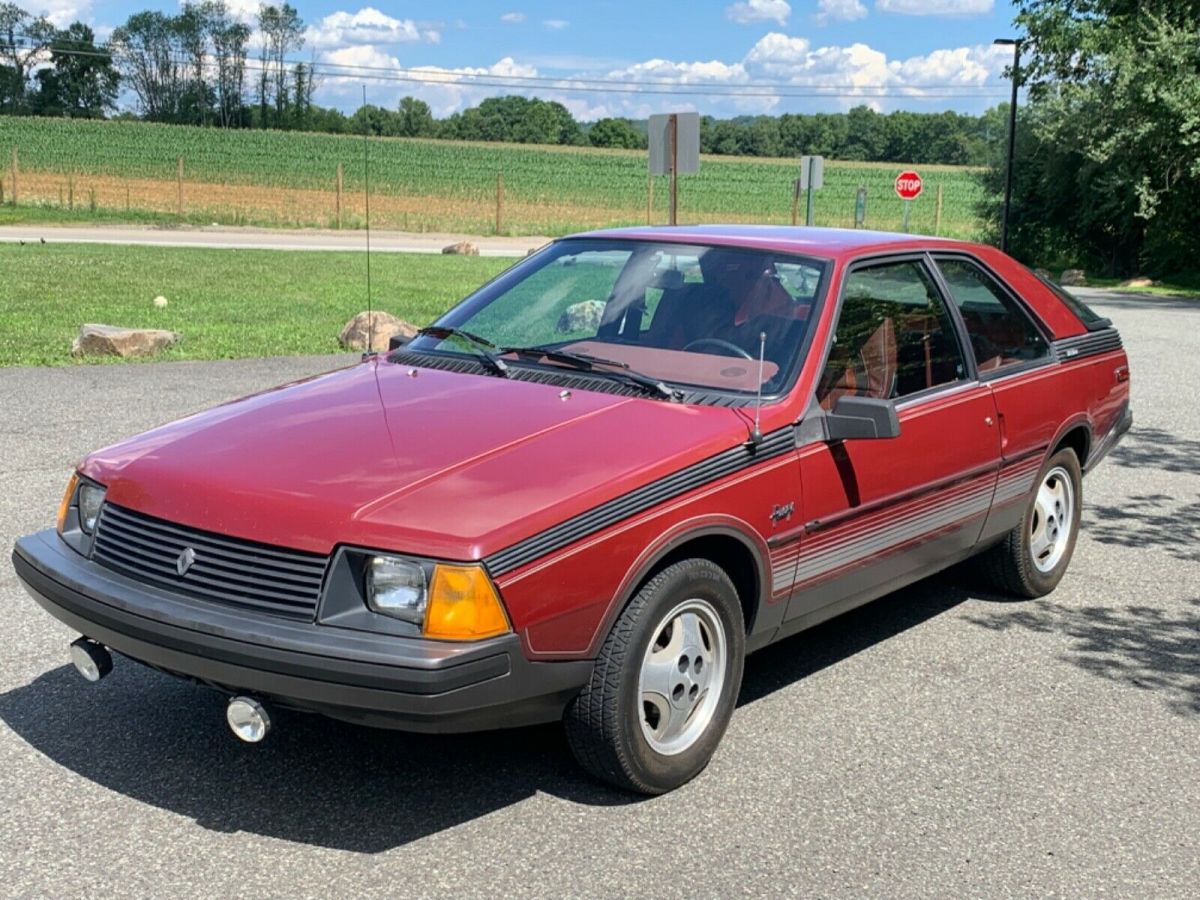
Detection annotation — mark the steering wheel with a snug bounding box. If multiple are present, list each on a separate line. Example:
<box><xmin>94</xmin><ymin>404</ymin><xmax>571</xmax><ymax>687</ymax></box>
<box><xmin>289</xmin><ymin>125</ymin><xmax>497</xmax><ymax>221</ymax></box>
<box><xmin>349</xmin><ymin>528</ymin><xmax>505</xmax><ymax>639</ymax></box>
<box><xmin>682</xmin><ymin>338</ymin><xmax>754</xmax><ymax>360</ymax></box>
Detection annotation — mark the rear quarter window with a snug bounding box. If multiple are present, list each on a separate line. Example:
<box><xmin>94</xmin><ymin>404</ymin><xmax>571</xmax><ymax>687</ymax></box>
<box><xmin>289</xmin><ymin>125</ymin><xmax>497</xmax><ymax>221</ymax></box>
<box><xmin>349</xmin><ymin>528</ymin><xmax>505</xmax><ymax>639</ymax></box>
<box><xmin>1028</xmin><ymin>268</ymin><xmax>1112</xmax><ymax>331</ymax></box>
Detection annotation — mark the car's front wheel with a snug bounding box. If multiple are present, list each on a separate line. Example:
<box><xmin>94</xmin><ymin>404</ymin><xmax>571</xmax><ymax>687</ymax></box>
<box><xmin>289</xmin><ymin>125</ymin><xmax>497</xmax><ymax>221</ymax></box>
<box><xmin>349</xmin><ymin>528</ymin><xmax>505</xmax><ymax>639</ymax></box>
<box><xmin>982</xmin><ymin>447</ymin><xmax>1083</xmax><ymax>597</ymax></box>
<box><xmin>564</xmin><ymin>558</ymin><xmax>745</xmax><ymax>794</ymax></box>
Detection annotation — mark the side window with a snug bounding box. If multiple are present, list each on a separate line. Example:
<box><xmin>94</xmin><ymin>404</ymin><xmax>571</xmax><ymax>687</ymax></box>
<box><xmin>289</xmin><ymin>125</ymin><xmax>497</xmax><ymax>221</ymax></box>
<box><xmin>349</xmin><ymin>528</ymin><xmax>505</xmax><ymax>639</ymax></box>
<box><xmin>936</xmin><ymin>258</ymin><xmax>1049</xmax><ymax>372</ymax></box>
<box><xmin>817</xmin><ymin>259</ymin><xmax>966</xmax><ymax>408</ymax></box>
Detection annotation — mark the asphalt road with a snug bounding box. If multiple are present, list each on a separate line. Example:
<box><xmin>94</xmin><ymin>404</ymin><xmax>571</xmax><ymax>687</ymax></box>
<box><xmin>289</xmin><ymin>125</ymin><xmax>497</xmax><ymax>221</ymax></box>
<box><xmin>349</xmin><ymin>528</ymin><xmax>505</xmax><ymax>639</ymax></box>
<box><xmin>1</xmin><ymin>290</ymin><xmax>1196</xmax><ymax>898</ymax></box>
<box><xmin>0</xmin><ymin>225</ymin><xmax>545</xmax><ymax>257</ymax></box>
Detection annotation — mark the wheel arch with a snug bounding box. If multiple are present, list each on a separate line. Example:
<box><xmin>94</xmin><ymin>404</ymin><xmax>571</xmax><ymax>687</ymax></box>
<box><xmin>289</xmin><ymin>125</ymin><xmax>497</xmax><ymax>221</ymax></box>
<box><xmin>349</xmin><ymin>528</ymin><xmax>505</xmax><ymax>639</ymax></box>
<box><xmin>587</xmin><ymin>517</ymin><xmax>772</xmax><ymax>658</ymax></box>
<box><xmin>1050</xmin><ymin>417</ymin><xmax>1093</xmax><ymax>469</ymax></box>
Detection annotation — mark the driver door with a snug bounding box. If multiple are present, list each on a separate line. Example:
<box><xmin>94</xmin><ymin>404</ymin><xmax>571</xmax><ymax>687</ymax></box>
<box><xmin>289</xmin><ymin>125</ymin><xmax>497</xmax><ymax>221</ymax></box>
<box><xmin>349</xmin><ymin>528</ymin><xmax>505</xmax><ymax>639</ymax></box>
<box><xmin>781</xmin><ymin>255</ymin><xmax>1002</xmax><ymax>626</ymax></box>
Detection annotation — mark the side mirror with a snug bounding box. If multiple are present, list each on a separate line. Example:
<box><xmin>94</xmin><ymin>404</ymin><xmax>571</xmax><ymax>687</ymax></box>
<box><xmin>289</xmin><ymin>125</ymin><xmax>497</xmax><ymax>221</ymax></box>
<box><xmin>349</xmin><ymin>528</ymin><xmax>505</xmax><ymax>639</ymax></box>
<box><xmin>824</xmin><ymin>396</ymin><xmax>901</xmax><ymax>441</ymax></box>
<box><xmin>388</xmin><ymin>334</ymin><xmax>412</xmax><ymax>351</ymax></box>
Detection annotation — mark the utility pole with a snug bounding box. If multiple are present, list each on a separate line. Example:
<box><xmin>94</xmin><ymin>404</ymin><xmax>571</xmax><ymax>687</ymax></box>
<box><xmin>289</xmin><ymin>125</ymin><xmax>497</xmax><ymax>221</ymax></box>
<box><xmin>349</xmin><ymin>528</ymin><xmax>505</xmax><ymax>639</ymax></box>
<box><xmin>994</xmin><ymin>37</ymin><xmax>1023</xmax><ymax>255</ymax></box>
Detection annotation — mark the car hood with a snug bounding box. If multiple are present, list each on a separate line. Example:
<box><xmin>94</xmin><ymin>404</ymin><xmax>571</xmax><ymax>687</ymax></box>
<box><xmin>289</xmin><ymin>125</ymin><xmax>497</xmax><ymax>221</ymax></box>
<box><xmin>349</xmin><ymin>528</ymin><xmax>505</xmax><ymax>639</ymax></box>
<box><xmin>82</xmin><ymin>358</ymin><xmax>751</xmax><ymax>560</ymax></box>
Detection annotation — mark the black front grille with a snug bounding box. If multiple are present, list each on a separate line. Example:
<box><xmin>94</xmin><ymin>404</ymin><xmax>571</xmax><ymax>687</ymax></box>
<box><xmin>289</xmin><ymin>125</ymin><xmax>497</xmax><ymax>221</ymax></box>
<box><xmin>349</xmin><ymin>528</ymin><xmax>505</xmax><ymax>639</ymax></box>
<box><xmin>92</xmin><ymin>504</ymin><xmax>328</xmax><ymax>620</ymax></box>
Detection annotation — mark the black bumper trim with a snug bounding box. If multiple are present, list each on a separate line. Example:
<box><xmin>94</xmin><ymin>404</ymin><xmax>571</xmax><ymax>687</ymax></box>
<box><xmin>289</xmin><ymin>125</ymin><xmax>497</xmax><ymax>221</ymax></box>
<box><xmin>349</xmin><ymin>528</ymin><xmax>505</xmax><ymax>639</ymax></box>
<box><xmin>13</xmin><ymin>530</ymin><xmax>591</xmax><ymax>733</ymax></box>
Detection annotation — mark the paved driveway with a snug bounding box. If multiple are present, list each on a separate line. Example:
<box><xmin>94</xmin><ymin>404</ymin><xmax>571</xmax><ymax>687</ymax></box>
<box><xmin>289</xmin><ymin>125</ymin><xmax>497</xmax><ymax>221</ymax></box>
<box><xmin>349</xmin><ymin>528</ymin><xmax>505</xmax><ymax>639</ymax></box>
<box><xmin>1</xmin><ymin>292</ymin><xmax>1196</xmax><ymax>898</ymax></box>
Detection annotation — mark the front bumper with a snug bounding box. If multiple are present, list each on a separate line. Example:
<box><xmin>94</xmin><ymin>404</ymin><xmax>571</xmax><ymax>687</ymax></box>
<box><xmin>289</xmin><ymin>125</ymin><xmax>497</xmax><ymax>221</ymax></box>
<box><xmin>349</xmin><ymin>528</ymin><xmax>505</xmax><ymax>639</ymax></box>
<box><xmin>12</xmin><ymin>529</ymin><xmax>591</xmax><ymax>733</ymax></box>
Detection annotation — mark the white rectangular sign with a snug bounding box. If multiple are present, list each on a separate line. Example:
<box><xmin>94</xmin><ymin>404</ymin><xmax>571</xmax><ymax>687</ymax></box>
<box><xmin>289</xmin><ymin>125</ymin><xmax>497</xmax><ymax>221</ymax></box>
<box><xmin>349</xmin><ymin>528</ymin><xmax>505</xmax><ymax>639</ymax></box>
<box><xmin>648</xmin><ymin>113</ymin><xmax>701</xmax><ymax>176</ymax></box>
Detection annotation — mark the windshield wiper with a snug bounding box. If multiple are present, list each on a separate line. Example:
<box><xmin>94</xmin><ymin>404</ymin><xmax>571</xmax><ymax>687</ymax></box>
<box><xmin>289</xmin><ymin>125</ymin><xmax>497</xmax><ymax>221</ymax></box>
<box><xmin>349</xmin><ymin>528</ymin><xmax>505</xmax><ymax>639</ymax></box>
<box><xmin>502</xmin><ymin>344</ymin><xmax>680</xmax><ymax>401</ymax></box>
<box><xmin>415</xmin><ymin>326</ymin><xmax>510</xmax><ymax>378</ymax></box>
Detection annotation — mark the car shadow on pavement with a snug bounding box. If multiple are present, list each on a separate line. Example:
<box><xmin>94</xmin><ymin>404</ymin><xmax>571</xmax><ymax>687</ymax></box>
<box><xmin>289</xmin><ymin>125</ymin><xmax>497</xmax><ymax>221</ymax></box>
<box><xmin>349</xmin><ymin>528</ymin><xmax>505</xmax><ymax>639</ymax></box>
<box><xmin>964</xmin><ymin>598</ymin><xmax>1200</xmax><ymax>717</ymax></box>
<box><xmin>0</xmin><ymin>577</ymin><xmax>972</xmax><ymax>853</ymax></box>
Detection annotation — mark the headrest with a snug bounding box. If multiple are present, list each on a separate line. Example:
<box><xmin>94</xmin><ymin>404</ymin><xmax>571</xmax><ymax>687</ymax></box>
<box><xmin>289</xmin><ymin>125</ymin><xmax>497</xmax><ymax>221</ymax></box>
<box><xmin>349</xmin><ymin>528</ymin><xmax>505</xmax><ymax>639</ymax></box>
<box><xmin>650</xmin><ymin>269</ymin><xmax>685</xmax><ymax>290</ymax></box>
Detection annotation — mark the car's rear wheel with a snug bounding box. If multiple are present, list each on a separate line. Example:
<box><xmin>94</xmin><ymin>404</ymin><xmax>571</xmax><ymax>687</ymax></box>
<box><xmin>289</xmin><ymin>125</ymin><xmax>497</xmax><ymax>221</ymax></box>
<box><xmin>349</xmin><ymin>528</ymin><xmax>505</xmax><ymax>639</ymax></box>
<box><xmin>982</xmin><ymin>447</ymin><xmax>1082</xmax><ymax>598</ymax></box>
<box><xmin>563</xmin><ymin>558</ymin><xmax>745</xmax><ymax>795</ymax></box>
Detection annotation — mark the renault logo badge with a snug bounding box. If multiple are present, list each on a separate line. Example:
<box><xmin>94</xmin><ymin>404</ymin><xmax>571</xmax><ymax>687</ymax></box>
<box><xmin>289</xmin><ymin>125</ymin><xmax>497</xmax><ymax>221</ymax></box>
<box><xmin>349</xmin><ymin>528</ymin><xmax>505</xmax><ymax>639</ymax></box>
<box><xmin>176</xmin><ymin>546</ymin><xmax>197</xmax><ymax>576</ymax></box>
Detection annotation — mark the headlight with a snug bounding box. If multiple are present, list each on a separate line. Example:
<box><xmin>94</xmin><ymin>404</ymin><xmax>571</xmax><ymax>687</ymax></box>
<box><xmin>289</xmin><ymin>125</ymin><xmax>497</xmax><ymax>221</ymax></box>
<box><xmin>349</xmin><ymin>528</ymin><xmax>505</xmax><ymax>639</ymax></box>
<box><xmin>366</xmin><ymin>555</ymin><xmax>428</xmax><ymax>624</ymax></box>
<box><xmin>78</xmin><ymin>482</ymin><xmax>106</xmax><ymax>534</ymax></box>
<box><xmin>364</xmin><ymin>555</ymin><xmax>510</xmax><ymax>640</ymax></box>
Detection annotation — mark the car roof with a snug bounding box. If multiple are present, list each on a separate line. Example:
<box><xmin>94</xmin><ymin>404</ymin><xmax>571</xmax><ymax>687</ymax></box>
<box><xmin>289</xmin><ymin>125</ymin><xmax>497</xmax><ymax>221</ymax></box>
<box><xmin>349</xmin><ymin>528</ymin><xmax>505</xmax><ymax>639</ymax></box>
<box><xmin>573</xmin><ymin>224</ymin><xmax>982</xmax><ymax>261</ymax></box>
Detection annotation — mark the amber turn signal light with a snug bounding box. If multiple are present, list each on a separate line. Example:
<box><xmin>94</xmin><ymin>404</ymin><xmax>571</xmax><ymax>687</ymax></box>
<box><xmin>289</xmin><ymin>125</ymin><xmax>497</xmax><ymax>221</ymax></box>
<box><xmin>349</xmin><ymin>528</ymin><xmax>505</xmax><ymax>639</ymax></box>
<box><xmin>424</xmin><ymin>564</ymin><xmax>510</xmax><ymax>641</ymax></box>
<box><xmin>56</xmin><ymin>472</ymin><xmax>79</xmax><ymax>535</ymax></box>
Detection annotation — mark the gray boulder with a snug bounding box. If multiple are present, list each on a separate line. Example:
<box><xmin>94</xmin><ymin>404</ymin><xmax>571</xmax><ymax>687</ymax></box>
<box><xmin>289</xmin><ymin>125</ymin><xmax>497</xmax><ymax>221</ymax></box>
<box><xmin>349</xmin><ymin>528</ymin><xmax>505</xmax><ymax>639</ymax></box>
<box><xmin>71</xmin><ymin>324</ymin><xmax>179</xmax><ymax>359</ymax></box>
<box><xmin>442</xmin><ymin>241</ymin><xmax>479</xmax><ymax>256</ymax></box>
<box><xmin>556</xmin><ymin>300</ymin><xmax>605</xmax><ymax>334</ymax></box>
<box><xmin>339</xmin><ymin>311</ymin><xmax>418</xmax><ymax>351</ymax></box>
<box><xmin>1060</xmin><ymin>269</ymin><xmax>1087</xmax><ymax>286</ymax></box>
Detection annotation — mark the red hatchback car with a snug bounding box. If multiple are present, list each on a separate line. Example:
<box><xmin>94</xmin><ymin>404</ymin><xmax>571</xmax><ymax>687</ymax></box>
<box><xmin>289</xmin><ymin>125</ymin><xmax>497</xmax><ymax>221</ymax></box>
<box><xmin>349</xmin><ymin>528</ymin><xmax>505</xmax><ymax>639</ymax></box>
<box><xmin>13</xmin><ymin>227</ymin><xmax>1131</xmax><ymax>793</ymax></box>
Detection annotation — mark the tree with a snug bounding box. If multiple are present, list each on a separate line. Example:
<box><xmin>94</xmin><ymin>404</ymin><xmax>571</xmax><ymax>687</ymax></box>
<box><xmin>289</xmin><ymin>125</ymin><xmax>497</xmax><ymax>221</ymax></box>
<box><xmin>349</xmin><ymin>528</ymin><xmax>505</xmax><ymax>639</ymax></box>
<box><xmin>983</xmin><ymin>1</ymin><xmax>1200</xmax><ymax>274</ymax></box>
<box><xmin>397</xmin><ymin>96</ymin><xmax>435</xmax><ymax>137</ymax></box>
<box><xmin>206</xmin><ymin>1</ymin><xmax>250</xmax><ymax>128</ymax></box>
<box><xmin>256</xmin><ymin>3</ymin><xmax>304</xmax><ymax>128</ymax></box>
<box><xmin>588</xmin><ymin>117</ymin><xmax>644</xmax><ymax>149</ymax></box>
<box><xmin>33</xmin><ymin>23</ymin><xmax>119</xmax><ymax>118</ymax></box>
<box><xmin>0</xmin><ymin>3</ymin><xmax>54</xmax><ymax>112</ymax></box>
<box><xmin>110</xmin><ymin>11</ymin><xmax>188</xmax><ymax>121</ymax></box>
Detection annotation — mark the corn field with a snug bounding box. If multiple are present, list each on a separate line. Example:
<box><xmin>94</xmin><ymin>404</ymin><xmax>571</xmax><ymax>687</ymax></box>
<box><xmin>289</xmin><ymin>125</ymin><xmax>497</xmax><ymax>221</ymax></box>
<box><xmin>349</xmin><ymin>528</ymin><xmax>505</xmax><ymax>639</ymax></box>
<box><xmin>0</xmin><ymin>116</ymin><xmax>987</xmax><ymax>238</ymax></box>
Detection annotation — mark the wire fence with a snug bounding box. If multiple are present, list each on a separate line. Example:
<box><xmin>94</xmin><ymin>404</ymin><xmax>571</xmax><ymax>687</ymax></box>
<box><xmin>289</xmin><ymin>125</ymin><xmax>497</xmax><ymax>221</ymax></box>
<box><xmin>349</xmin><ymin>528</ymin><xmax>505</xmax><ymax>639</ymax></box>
<box><xmin>0</xmin><ymin>116</ymin><xmax>988</xmax><ymax>239</ymax></box>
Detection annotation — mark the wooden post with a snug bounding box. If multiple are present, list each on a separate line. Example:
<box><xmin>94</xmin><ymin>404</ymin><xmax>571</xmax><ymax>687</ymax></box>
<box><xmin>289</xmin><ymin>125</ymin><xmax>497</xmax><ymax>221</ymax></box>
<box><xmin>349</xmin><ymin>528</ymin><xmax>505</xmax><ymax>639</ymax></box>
<box><xmin>176</xmin><ymin>156</ymin><xmax>184</xmax><ymax>217</ymax></box>
<box><xmin>790</xmin><ymin>179</ymin><xmax>800</xmax><ymax>226</ymax></box>
<box><xmin>646</xmin><ymin>175</ymin><xmax>653</xmax><ymax>225</ymax></box>
<box><xmin>125</xmin><ymin>183</ymin><xmax>130</xmax><ymax>212</ymax></box>
<box><xmin>934</xmin><ymin>183</ymin><xmax>944</xmax><ymax>236</ymax></box>
<box><xmin>10</xmin><ymin>147</ymin><xmax>17</xmax><ymax>205</ymax></box>
<box><xmin>495</xmin><ymin>172</ymin><xmax>504</xmax><ymax>235</ymax></box>
<box><xmin>336</xmin><ymin>162</ymin><xmax>343</xmax><ymax>229</ymax></box>
<box><xmin>67</xmin><ymin>174</ymin><xmax>74</xmax><ymax>210</ymax></box>
<box><xmin>668</xmin><ymin>114</ymin><xmax>678</xmax><ymax>226</ymax></box>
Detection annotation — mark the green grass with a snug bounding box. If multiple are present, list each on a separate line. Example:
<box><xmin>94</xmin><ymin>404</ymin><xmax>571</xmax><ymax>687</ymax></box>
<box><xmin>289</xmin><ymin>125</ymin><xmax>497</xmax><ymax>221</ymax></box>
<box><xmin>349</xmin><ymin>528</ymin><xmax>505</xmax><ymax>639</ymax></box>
<box><xmin>1082</xmin><ymin>274</ymin><xmax>1200</xmax><ymax>299</ymax></box>
<box><xmin>0</xmin><ymin>243</ymin><xmax>515</xmax><ymax>366</ymax></box>
<box><xmin>0</xmin><ymin>115</ymin><xmax>985</xmax><ymax>237</ymax></box>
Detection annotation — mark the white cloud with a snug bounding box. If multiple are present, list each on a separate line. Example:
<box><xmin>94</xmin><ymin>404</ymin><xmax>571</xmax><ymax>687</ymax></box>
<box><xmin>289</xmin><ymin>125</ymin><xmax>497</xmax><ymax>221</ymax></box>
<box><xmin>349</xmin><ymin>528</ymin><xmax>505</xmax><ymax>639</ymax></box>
<box><xmin>310</xmin><ymin>30</ymin><xmax>1011</xmax><ymax>120</ymax></box>
<box><xmin>876</xmin><ymin>0</ymin><xmax>993</xmax><ymax>15</ymax></box>
<box><xmin>305</xmin><ymin>8</ymin><xmax>440</xmax><ymax>49</ymax></box>
<box><xmin>816</xmin><ymin>0</ymin><xmax>867</xmax><ymax>25</ymax></box>
<box><xmin>542</xmin><ymin>19</ymin><xmax>569</xmax><ymax>31</ymax></box>
<box><xmin>725</xmin><ymin>0</ymin><xmax>791</xmax><ymax>26</ymax></box>
<box><xmin>30</xmin><ymin>0</ymin><xmax>91</xmax><ymax>27</ymax></box>
<box><xmin>500</xmin><ymin>12</ymin><xmax>526</xmax><ymax>24</ymax></box>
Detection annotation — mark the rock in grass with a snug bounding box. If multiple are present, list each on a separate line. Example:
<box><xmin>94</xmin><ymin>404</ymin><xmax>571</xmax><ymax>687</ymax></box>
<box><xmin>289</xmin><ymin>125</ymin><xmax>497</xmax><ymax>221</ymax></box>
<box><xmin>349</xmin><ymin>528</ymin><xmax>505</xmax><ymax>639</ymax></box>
<box><xmin>1060</xmin><ymin>269</ymin><xmax>1087</xmax><ymax>286</ymax></box>
<box><xmin>72</xmin><ymin>324</ymin><xmax>180</xmax><ymax>359</ymax></box>
<box><xmin>339</xmin><ymin>311</ymin><xmax>418</xmax><ymax>351</ymax></box>
<box><xmin>153</xmin><ymin>295</ymin><xmax>169</xmax><ymax>308</ymax></box>
<box><xmin>442</xmin><ymin>241</ymin><xmax>479</xmax><ymax>256</ymax></box>
<box><xmin>556</xmin><ymin>299</ymin><xmax>605</xmax><ymax>334</ymax></box>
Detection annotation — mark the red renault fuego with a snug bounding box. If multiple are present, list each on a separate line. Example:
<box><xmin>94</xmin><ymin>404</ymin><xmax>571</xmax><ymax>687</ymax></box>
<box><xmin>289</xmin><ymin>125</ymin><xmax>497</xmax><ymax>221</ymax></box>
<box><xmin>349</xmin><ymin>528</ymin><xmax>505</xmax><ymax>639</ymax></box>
<box><xmin>13</xmin><ymin>226</ymin><xmax>1131</xmax><ymax>794</ymax></box>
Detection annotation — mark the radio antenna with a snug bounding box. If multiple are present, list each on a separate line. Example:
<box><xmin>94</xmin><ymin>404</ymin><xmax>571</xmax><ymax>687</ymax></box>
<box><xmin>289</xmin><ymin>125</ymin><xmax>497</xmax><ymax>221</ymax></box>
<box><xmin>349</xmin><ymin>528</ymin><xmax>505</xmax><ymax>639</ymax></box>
<box><xmin>750</xmin><ymin>331</ymin><xmax>766</xmax><ymax>447</ymax></box>
<box><xmin>362</xmin><ymin>84</ymin><xmax>374</xmax><ymax>357</ymax></box>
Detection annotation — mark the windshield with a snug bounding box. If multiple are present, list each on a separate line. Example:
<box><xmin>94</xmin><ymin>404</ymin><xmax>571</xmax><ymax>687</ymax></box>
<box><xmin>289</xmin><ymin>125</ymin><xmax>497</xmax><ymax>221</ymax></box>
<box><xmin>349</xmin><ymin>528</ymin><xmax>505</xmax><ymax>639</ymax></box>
<box><xmin>403</xmin><ymin>238</ymin><xmax>830</xmax><ymax>397</ymax></box>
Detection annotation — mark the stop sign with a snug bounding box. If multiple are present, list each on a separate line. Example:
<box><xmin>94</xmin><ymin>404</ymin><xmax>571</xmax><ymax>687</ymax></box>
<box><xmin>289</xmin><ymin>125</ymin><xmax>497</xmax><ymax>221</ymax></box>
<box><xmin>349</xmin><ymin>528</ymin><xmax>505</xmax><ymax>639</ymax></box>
<box><xmin>895</xmin><ymin>170</ymin><xmax>923</xmax><ymax>200</ymax></box>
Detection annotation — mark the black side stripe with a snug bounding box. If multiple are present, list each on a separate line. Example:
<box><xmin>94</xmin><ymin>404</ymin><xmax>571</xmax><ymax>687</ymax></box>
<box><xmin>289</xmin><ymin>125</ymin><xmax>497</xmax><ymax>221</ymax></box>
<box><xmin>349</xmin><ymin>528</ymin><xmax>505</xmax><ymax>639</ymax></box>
<box><xmin>485</xmin><ymin>427</ymin><xmax>795</xmax><ymax>576</ymax></box>
<box><xmin>1052</xmin><ymin>327</ymin><xmax>1122</xmax><ymax>362</ymax></box>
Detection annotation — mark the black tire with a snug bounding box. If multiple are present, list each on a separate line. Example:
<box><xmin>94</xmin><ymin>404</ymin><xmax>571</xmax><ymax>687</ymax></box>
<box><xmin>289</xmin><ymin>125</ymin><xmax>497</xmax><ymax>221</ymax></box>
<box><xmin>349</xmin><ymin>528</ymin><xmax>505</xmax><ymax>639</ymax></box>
<box><xmin>563</xmin><ymin>558</ymin><xmax>745</xmax><ymax>795</ymax></box>
<box><xmin>982</xmin><ymin>448</ymin><xmax>1083</xmax><ymax>598</ymax></box>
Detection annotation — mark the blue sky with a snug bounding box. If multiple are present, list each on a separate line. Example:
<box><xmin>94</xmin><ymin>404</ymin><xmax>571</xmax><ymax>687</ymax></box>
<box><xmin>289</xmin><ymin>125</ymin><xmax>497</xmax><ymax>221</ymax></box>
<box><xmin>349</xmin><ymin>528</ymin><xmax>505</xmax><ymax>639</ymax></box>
<box><xmin>36</xmin><ymin>0</ymin><xmax>1023</xmax><ymax>119</ymax></box>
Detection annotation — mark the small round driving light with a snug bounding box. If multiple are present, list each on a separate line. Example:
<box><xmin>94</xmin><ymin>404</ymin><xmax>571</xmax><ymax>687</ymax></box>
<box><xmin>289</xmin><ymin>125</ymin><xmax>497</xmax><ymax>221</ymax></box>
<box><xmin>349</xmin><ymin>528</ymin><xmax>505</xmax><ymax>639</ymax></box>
<box><xmin>69</xmin><ymin>637</ymin><xmax>113</xmax><ymax>682</ymax></box>
<box><xmin>226</xmin><ymin>696</ymin><xmax>271</xmax><ymax>743</ymax></box>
